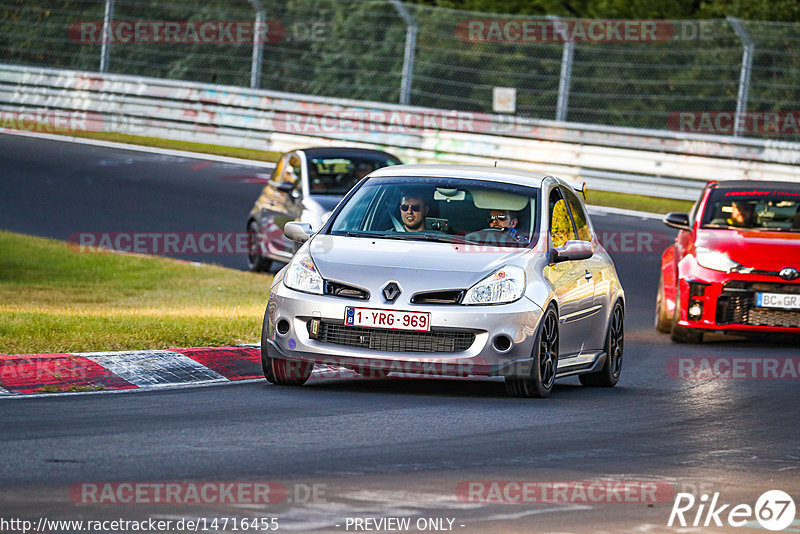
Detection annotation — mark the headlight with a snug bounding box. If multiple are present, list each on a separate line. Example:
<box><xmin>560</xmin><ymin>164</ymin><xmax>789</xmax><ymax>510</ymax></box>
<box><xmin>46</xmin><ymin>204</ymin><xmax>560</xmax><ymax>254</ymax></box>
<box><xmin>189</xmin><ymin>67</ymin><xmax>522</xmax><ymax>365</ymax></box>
<box><xmin>695</xmin><ymin>247</ymin><xmax>742</xmax><ymax>272</ymax></box>
<box><xmin>284</xmin><ymin>254</ymin><xmax>324</xmax><ymax>294</ymax></box>
<box><xmin>463</xmin><ymin>265</ymin><xmax>526</xmax><ymax>305</ymax></box>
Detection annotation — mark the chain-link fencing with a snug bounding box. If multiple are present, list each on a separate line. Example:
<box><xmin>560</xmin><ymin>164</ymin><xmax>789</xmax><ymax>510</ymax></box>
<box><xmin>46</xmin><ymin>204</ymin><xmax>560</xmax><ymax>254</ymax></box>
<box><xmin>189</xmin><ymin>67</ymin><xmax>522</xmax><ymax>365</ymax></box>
<box><xmin>1</xmin><ymin>0</ymin><xmax>799</xmax><ymax>139</ymax></box>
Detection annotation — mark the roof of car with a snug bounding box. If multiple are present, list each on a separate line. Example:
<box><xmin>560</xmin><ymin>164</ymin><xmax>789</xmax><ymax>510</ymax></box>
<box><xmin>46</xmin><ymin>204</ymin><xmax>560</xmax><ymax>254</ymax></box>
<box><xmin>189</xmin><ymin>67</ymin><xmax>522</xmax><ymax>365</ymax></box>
<box><xmin>298</xmin><ymin>147</ymin><xmax>401</xmax><ymax>160</ymax></box>
<box><xmin>367</xmin><ymin>164</ymin><xmax>552</xmax><ymax>187</ymax></box>
<box><xmin>713</xmin><ymin>180</ymin><xmax>800</xmax><ymax>190</ymax></box>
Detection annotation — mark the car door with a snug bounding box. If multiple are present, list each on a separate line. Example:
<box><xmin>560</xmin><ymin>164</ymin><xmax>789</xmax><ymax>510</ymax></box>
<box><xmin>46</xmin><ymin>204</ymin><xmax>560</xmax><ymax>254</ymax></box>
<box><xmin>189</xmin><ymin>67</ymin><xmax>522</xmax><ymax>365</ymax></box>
<box><xmin>259</xmin><ymin>153</ymin><xmax>303</xmax><ymax>261</ymax></box>
<box><xmin>562</xmin><ymin>186</ymin><xmax>607</xmax><ymax>351</ymax></box>
<box><xmin>544</xmin><ymin>186</ymin><xmax>596</xmax><ymax>357</ymax></box>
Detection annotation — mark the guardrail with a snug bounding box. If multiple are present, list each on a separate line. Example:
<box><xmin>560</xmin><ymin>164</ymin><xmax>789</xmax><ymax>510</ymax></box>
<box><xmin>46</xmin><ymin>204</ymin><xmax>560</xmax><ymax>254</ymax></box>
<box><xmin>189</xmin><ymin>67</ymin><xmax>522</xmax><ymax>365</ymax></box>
<box><xmin>2</xmin><ymin>63</ymin><xmax>799</xmax><ymax>200</ymax></box>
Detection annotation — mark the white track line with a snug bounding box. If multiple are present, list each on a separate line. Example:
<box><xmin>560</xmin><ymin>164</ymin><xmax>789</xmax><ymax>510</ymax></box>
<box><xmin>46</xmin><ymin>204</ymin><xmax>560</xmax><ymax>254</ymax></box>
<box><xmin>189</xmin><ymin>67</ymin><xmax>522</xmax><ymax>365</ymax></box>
<box><xmin>0</xmin><ymin>130</ymin><xmax>277</xmax><ymax>169</ymax></box>
<box><xmin>587</xmin><ymin>205</ymin><xmax>664</xmax><ymax>220</ymax></box>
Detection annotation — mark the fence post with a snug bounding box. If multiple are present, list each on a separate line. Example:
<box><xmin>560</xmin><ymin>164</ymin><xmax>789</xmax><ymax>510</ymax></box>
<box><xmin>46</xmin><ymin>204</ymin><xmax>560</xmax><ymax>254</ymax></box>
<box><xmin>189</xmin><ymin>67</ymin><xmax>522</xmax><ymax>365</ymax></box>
<box><xmin>250</xmin><ymin>9</ymin><xmax>266</xmax><ymax>89</ymax></box>
<box><xmin>390</xmin><ymin>0</ymin><xmax>417</xmax><ymax>106</ymax></box>
<box><xmin>555</xmin><ymin>33</ymin><xmax>574</xmax><ymax>122</ymax></box>
<box><xmin>728</xmin><ymin>17</ymin><xmax>754</xmax><ymax>137</ymax></box>
<box><xmin>99</xmin><ymin>0</ymin><xmax>114</xmax><ymax>73</ymax></box>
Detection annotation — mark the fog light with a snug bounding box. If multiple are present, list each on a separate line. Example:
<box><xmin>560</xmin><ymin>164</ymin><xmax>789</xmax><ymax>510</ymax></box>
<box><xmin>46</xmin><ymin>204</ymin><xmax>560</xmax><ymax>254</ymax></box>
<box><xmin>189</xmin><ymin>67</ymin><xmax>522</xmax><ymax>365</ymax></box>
<box><xmin>276</xmin><ymin>319</ymin><xmax>290</xmax><ymax>335</ymax></box>
<box><xmin>492</xmin><ymin>334</ymin><xmax>512</xmax><ymax>352</ymax></box>
<box><xmin>688</xmin><ymin>302</ymin><xmax>703</xmax><ymax>320</ymax></box>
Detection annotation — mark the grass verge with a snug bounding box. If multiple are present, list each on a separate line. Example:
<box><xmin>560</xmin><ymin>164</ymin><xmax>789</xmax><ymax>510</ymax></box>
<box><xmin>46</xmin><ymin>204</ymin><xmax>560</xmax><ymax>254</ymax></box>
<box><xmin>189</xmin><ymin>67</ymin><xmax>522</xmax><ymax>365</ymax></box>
<box><xmin>585</xmin><ymin>190</ymin><xmax>694</xmax><ymax>214</ymax></box>
<box><xmin>0</xmin><ymin>230</ymin><xmax>271</xmax><ymax>355</ymax></box>
<box><xmin>63</xmin><ymin>130</ymin><xmax>283</xmax><ymax>163</ymax></box>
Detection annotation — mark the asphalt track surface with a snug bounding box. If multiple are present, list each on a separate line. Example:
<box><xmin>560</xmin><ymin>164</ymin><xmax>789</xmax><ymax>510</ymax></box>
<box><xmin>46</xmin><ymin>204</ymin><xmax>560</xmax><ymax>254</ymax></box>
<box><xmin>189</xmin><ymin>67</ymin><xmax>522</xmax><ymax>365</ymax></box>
<box><xmin>1</xmin><ymin>134</ymin><xmax>799</xmax><ymax>533</ymax></box>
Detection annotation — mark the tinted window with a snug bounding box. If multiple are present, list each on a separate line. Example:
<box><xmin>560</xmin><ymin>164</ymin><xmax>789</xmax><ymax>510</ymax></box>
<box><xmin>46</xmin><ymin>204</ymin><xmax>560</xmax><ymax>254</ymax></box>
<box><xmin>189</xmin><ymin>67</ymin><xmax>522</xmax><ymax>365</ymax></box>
<box><xmin>329</xmin><ymin>176</ymin><xmax>538</xmax><ymax>248</ymax></box>
<box><xmin>562</xmin><ymin>188</ymin><xmax>592</xmax><ymax>242</ymax></box>
<box><xmin>549</xmin><ymin>188</ymin><xmax>576</xmax><ymax>248</ymax></box>
<box><xmin>308</xmin><ymin>156</ymin><xmax>399</xmax><ymax>195</ymax></box>
<box><xmin>701</xmin><ymin>188</ymin><xmax>800</xmax><ymax>232</ymax></box>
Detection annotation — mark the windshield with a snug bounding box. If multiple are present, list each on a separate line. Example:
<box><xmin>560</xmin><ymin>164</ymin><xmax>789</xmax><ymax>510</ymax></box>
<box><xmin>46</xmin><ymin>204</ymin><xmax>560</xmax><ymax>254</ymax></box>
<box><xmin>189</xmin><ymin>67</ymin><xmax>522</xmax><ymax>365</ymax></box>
<box><xmin>328</xmin><ymin>176</ymin><xmax>539</xmax><ymax>247</ymax></box>
<box><xmin>308</xmin><ymin>156</ymin><xmax>400</xmax><ymax>195</ymax></box>
<box><xmin>701</xmin><ymin>188</ymin><xmax>800</xmax><ymax>232</ymax></box>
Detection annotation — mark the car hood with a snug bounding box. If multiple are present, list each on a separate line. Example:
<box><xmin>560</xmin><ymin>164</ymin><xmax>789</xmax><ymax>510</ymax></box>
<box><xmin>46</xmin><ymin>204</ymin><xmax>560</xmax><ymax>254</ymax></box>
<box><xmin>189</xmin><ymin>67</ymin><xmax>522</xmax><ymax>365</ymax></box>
<box><xmin>697</xmin><ymin>229</ymin><xmax>800</xmax><ymax>271</ymax></box>
<box><xmin>308</xmin><ymin>234</ymin><xmax>530</xmax><ymax>292</ymax></box>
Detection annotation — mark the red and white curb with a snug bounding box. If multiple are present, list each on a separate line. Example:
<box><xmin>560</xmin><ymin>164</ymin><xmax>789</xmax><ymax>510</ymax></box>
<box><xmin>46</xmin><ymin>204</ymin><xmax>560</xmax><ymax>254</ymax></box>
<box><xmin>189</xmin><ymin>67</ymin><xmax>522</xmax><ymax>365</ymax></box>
<box><xmin>0</xmin><ymin>345</ymin><xmax>266</xmax><ymax>396</ymax></box>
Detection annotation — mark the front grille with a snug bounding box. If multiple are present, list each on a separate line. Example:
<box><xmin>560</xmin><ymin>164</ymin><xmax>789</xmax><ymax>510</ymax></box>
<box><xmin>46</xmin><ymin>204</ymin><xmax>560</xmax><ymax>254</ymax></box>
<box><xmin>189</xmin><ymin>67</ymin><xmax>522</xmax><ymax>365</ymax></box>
<box><xmin>311</xmin><ymin>322</ymin><xmax>475</xmax><ymax>353</ymax></box>
<box><xmin>411</xmin><ymin>290</ymin><xmax>464</xmax><ymax>305</ymax></box>
<box><xmin>324</xmin><ymin>281</ymin><xmax>369</xmax><ymax>300</ymax></box>
<box><xmin>716</xmin><ymin>281</ymin><xmax>800</xmax><ymax>327</ymax></box>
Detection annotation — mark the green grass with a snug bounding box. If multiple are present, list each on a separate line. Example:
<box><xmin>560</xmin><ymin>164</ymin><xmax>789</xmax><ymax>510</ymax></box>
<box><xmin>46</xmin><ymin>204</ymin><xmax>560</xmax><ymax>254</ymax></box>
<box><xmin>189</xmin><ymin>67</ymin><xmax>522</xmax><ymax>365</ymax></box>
<box><xmin>64</xmin><ymin>130</ymin><xmax>283</xmax><ymax>163</ymax></box>
<box><xmin>0</xmin><ymin>231</ymin><xmax>272</xmax><ymax>355</ymax></box>
<box><xmin>585</xmin><ymin>189</ymin><xmax>694</xmax><ymax>214</ymax></box>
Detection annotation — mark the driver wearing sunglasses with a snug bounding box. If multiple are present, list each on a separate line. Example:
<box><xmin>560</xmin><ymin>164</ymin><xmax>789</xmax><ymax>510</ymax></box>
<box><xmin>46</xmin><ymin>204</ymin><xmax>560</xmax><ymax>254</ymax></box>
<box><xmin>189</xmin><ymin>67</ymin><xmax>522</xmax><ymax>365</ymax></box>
<box><xmin>488</xmin><ymin>209</ymin><xmax>527</xmax><ymax>244</ymax></box>
<box><xmin>398</xmin><ymin>194</ymin><xmax>430</xmax><ymax>232</ymax></box>
<box><xmin>488</xmin><ymin>209</ymin><xmax>518</xmax><ymax>230</ymax></box>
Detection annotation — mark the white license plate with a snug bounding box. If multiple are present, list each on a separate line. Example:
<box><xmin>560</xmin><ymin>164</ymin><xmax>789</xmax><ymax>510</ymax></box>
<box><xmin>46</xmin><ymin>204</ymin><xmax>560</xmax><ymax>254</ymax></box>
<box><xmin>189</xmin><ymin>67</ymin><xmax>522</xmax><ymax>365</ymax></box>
<box><xmin>345</xmin><ymin>307</ymin><xmax>430</xmax><ymax>331</ymax></box>
<box><xmin>756</xmin><ymin>292</ymin><xmax>800</xmax><ymax>310</ymax></box>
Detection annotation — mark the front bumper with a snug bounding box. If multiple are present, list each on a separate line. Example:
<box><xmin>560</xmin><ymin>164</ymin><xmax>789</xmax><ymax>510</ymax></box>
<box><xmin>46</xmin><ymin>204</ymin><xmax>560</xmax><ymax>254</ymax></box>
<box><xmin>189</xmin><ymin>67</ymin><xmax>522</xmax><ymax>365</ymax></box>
<box><xmin>676</xmin><ymin>266</ymin><xmax>800</xmax><ymax>334</ymax></box>
<box><xmin>264</xmin><ymin>281</ymin><xmax>545</xmax><ymax>377</ymax></box>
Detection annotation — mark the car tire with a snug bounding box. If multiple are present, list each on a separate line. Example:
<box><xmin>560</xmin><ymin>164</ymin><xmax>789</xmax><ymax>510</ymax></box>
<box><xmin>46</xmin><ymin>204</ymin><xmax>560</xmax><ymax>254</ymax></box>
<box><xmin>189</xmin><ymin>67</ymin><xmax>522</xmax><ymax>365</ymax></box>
<box><xmin>260</xmin><ymin>309</ymin><xmax>313</xmax><ymax>385</ymax></box>
<box><xmin>261</xmin><ymin>354</ymin><xmax>313</xmax><ymax>386</ymax></box>
<box><xmin>247</xmin><ymin>220</ymin><xmax>272</xmax><ymax>272</ymax></box>
<box><xmin>670</xmin><ymin>285</ymin><xmax>704</xmax><ymax>344</ymax></box>
<box><xmin>580</xmin><ymin>301</ymin><xmax>624</xmax><ymax>387</ymax></box>
<box><xmin>655</xmin><ymin>275</ymin><xmax>672</xmax><ymax>334</ymax></box>
<box><xmin>505</xmin><ymin>305</ymin><xmax>558</xmax><ymax>398</ymax></box>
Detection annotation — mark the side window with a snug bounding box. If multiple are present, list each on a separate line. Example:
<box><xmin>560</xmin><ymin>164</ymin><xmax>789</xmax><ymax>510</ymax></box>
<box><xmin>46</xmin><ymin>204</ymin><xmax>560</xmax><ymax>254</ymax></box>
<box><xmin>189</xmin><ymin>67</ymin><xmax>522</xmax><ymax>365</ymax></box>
<box><xmin>269</xmin><ymin>156</ymin><xmax>286</xmax><ymax>184</ymax></box>
<box><xmin>277</xmin><ymin>155</ymin><xmax>301</xmax><ymax>186</ymax></box>
<box><xmin>563</xmin><ymin>188</ymin><xmax>592</xmax><ymax>242</ymax></box>
<box><xmin>549</xmin><ymin>188</ymin><xmax>576</xmax><ymax>249</ymax></box>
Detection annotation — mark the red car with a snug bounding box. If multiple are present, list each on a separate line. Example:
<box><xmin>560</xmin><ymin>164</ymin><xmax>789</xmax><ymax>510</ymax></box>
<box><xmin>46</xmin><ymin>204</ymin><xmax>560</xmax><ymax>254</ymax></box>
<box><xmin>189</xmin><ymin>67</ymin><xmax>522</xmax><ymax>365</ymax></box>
<box><xmin>656</xmin><ymin>180</ymin><xmax>800</xmax><ymax>343</ymax></box>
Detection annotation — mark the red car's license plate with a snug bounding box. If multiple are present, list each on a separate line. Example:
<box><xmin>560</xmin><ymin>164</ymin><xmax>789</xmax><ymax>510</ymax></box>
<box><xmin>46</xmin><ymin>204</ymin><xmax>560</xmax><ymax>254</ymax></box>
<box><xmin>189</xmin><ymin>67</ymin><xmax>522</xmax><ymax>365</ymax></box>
<box><xmin>345</xmin><ymin>307</ymin><xmax>430</xmax><ymax>331</ymax></box>
<box><xmin>756</xmin><ymin>292</ymin><xmax>800</xmax><ymax>310</ymax></box>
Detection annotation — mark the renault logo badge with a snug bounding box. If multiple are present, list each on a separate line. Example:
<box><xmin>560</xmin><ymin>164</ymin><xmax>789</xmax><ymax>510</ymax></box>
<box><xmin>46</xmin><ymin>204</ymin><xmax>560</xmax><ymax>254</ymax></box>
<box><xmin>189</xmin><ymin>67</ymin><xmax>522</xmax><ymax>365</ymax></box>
<box><xmin>382</xmin><ymin>282</ymin><xmax>401</xmax><ymax>302</ymax></box>
<box><xmin>779</xmin><ymin>267</ymin><xmax>799</xmax><ymax>281</ymax></box>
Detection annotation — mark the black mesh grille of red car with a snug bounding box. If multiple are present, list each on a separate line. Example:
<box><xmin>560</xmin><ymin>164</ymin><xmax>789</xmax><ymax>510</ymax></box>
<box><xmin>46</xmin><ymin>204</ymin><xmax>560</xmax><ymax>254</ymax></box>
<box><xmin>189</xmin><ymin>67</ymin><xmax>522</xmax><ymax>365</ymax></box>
<box><xmin>311</xmin><ymin>322</ymin><xmax>475</xmax><ymax>353</ymax></box>
<box><xmin>716</xmin><ymin>282</ymin><xmax>800</xmax><ymax>328</ymax></box>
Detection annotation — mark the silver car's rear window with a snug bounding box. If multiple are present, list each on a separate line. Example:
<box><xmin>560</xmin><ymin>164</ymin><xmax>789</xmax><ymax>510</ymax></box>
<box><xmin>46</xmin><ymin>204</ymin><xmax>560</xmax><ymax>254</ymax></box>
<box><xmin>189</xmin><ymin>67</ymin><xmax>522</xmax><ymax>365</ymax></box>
<box><xmin>328</xmin><ymin>176</ymin><xmax>539</xmax><ymax>247</ymax></box>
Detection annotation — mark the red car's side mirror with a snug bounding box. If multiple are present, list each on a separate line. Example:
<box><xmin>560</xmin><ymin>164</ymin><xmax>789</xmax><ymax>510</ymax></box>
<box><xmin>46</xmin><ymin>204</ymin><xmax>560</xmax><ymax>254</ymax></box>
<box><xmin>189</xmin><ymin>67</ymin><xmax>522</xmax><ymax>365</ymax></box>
<box><xmin>664</xmin><ymin>212</ymin><xmax>691</xmax><ymax>231</ymax></box>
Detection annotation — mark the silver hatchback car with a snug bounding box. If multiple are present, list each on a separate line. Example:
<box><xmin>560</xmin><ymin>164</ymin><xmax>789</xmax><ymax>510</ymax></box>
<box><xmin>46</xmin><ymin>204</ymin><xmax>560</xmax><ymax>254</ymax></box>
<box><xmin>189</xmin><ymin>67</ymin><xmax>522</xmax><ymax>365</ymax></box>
<box><xmin>261</xmin><ymin>165</ymin><xmax>625</xmax><ymax>397</ymax></box>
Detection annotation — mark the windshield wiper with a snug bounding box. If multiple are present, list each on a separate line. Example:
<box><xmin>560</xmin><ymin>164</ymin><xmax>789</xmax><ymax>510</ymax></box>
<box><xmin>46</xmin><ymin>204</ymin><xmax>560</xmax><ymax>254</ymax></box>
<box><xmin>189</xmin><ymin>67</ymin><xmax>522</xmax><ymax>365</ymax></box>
<box><xmin>384</xmin><ymin>232</ymin><xmax>463</xmax><ymax>243</ymax></box>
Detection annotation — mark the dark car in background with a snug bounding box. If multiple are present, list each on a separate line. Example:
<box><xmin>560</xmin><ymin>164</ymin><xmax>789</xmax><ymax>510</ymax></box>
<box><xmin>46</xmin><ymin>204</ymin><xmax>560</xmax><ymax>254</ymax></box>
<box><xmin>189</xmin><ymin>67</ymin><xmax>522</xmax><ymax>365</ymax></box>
<box><xmin>656</xmin><ymin>180</ymin><xmax>800</xmax><ymax>343</ymax></box>
<box><xmin>246</xmin><ymin>147</ymin><xmax>402</xmax><ymax>271</ymax></box>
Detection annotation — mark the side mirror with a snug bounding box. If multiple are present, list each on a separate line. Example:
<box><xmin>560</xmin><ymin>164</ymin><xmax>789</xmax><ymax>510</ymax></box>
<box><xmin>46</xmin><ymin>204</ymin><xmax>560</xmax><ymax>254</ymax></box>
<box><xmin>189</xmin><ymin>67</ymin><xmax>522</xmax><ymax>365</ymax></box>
<box><xmin>274</xmin><ymin>181</ymin><xmax>296</xmax><ymax>193</ymax></box>
<box><xmin>553</xmin><ymin>240</ymin><xmax>593</xmax><ymax>262</ymax></box>
<box><xmin>664</xmin><ymin>212</ymin><xmax>691</xmax><ymax>231</ymax></box>
<box><xmin>284</xmin><ymin>222</ymin><xmax>314</xmax><ymax>243</ymax></box>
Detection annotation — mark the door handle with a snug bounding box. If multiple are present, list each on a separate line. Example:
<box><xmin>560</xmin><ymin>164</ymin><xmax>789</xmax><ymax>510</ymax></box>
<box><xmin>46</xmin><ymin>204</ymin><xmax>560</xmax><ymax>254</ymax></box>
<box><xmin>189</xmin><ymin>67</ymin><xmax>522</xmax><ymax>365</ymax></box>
<box><xmin>584</xmin><ymin>270</ymin><xmax>593</xmax><ymax>280</ymax></box>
